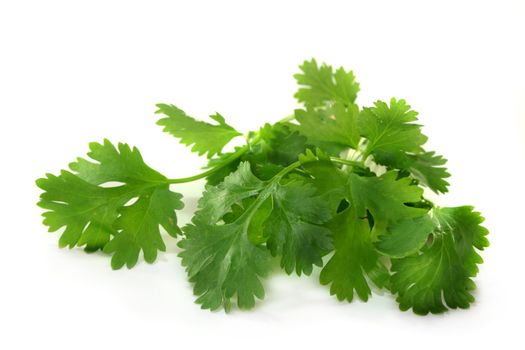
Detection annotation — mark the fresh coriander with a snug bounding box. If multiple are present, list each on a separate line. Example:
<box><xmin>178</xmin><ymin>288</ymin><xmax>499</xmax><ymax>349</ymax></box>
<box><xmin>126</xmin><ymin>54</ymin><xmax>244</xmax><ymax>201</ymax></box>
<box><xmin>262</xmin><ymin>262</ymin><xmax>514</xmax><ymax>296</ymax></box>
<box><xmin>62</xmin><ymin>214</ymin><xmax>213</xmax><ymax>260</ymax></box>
<box><xmin>36</xmin><ymin>59</ymin><xmax>489</xmax><ymax>315</ymax></box>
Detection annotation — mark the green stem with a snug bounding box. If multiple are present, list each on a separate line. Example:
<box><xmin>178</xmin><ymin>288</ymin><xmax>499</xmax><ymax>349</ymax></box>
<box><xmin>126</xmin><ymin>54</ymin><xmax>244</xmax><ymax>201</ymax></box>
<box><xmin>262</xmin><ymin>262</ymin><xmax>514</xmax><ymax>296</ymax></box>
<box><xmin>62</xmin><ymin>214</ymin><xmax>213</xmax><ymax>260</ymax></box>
<box><xmin>237</xmin><ymin>160</ymin><xmax>303</xmax><ymax>224</ymax></box>
<box><xmin>166</xmin><ymin>114</ymin><xmax>297</xmax><ymax>185</ymax></box>
<box><xmin>166</xmin><ymin>168</ymin><xmax>225</xmax><ymax>184</ymax></box>
<box><xmin>166</xmin><ymin>152</ymin><xmax>365</xmax><ymax>185</ymax></box>
<box><xmin>277</xmin><ymin>114</ymin><xmax>296</xmax><ymax>123</ymax></box>
<box><xmin>330</xmin><ymin>157</ymin><xmax>366</xmax><ymax>169</ymax></box>
<box><xmin>166</xmin><ymin>146</ymin><xmax>249</xmax><ymax>184</ymax></box>
<box><xmin>238</xmin><ymin>156</ymin><xmax>365</xmax><ymax>224</ymax></box>
<box><xmin>164</xmin><ymin>104</ymin><xmax>364</xmax><ymax>186</ymax></box>
<box><xmin>265</xmin><ymin>156</ymin><xmax>365</xmax><ymax>184</ymax></box>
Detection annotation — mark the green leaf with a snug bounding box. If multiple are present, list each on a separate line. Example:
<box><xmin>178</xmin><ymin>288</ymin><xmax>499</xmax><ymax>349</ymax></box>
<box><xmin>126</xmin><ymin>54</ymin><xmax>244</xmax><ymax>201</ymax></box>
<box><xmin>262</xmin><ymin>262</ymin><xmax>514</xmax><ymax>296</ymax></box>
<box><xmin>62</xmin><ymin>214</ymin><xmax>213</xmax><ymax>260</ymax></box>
<box><xmin>294</xmin><ymin>59</ymin><xmax>360</xmax><ymax>107</ymax></box>
<box><xmin>360</xmin><ymin>98</ymin><xmax>427</xmax><ymax>158</ymax></box>
<box><xmin>181</xmin><ymin>161</ymin><xmax>338</xmax><ymax>309</ymax></box>
<box><xmin>321</xmin><ymin>167</ymin><xmax>425</xmax><ymax>303</ymax></box>
<box><xmin>204</xmin><ymin>146</ymin><xmax>245</xmax><ymax>186</ymax></box>
<box><xmin>297</xmin><ymin>147</ymin><xmax>331</xmax><ymax>164</ymax></box>
<box><xmin>194</xmin><ymin>161</ymin><xmax>265</xmax><ymax>224</ymax></box>
<box><xmin>405</xmin><ymin>152</ymin><xmax>450</xmax><ymax>193</ymax></box>
<box><xmin>258</xmin><ymin>123</ymin><xmax>310</xmax><ymax>166</ymax></box>
<box><xmin>156</xmin><ymin>104</ymin><xmax>242</xmax><ymax>158</ymax></box>
<box><xmin>179</xmin><ymin>220</ymin><xmax>272</xmax><ymax>312</ymax></box>
<box><xmin>69</xmin><ymin>139</ymin><xmax>167</xmax><ymax>185</ymax></box>
<box><xmin>37</xmin><ymin>171</ymin><xmax>125</xmax><ymax>252</ymax></box>
<box><xmin>244</xmin><ymin>123</ymin><xmax>312</xmax><ymax>179</ymax></box>
<box><xmin>103</xmin><ymin>186</ymin><xmax>183</xmax><ymax>269</ymax></box>
<box><xmin>300</xmin><ymin>159</ymin><xmax>347</xmax><ymax>215</ymax></box>
<box><xmin>390</xmin><ymin>206</ymin><xmax>489</xmax><ymax>315</ymax></box>
<box><xmin>295</xmin><ymin>102</ymin><xmax>360</xmax><ymax>150</ymax></box>
<box><xmin>247</xmin><ymin>196</ymin><xmax>273</xmax><ymax>245</ymax></box>
<box><xmin>320</xmin><ymin>207</ymin><xmax>390</xmax><ymax>302</ymax></box>
<box><xmin>180</xmin><ymin>162</ymin><xmax>274</xmax><ymax>311</ymax></box>
<box><xmin>372</xmin><ymin>150</ymin><xmax>450</xmax><ymax>194</ymax></box>
<box><xmin>263</xmin><ymin>180</ymin><xmax>333</xmax><ymax>275</ymax></box>
<box><xmin>204</xmin><ymin>123</ymin><xmax>310</xmax><ymax>185</ymax></box>
<box><xmin>36</xmin><ymin>140</ymin><xmax>183</xmax><ymax>268</ymax></box>
<box><xmin>358</xmin><ymin>99</ymin><xmax>450</xmax><ymax>193</ymax></box>
<box><xmin>348</xmin><ymin>171</ymin><xmax>427</xmax><ymax>229</ymax></box>
<box><xmin>376</xmin><ymin>215</ymin><xmax>436</xmax><ymax>258</ymax></box>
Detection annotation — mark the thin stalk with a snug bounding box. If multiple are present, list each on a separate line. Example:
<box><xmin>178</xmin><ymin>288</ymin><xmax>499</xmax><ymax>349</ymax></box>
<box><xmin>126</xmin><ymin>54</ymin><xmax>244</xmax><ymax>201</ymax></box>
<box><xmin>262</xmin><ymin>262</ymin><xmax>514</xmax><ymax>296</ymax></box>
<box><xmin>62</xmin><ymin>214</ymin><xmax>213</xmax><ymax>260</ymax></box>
<box><xmin>237</xmin><ymin>160</ymin><xmax>304</xmax><ymax>224</ymax></box>
<box><xmin>277</xmin><ymin>114</ymin><xmax>296</xmax><ymax>123</ymax></box>
<box><xmin>166</xmin><ymin>153</ymin><xmax>365</xmax><ymax>185</ymax></box>
<box><xmin>166</xmin><ymin>146</ymin><xmax>249</xmax><ymax>184</ymax></box>
<box><xmin>166</xmin><ymin>114</ymin><xmax>296</xmax><ymax>185</ymax></box>
<box><xmin>166</xmin><ymin>168</ymin><xmax>226</xmax><ymax>184</ymax></box>
<box><xmin>330</xmin><ymin>157</ymin><xmax>366</xmax><ymax>169</ymax></box>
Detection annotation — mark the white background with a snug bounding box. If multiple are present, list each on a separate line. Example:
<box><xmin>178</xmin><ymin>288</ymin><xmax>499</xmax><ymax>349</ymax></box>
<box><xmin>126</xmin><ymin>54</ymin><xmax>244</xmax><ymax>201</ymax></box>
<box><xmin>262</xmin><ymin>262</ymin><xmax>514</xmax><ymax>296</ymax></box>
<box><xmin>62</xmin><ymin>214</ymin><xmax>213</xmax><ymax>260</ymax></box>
<box><xmin>1</xmin><ymin>0</ymin><xmax>524</xmax><ymax>349</ymax></box>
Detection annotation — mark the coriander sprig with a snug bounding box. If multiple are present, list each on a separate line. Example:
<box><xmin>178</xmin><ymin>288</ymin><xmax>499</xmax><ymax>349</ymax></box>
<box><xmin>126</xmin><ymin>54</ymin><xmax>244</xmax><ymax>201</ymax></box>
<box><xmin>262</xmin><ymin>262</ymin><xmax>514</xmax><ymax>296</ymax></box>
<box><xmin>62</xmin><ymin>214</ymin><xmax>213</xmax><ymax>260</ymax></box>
<box><xmin>36</xmin><ymin>59</ymin><xmax>488</xmax><ymax>315</ymax></box>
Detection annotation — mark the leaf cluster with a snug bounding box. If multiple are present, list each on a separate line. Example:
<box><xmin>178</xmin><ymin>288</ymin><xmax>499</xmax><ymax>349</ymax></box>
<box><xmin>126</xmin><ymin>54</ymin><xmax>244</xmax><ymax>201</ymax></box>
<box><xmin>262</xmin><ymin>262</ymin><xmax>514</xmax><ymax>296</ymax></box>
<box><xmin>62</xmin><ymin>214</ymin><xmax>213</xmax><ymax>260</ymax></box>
<box><xmin>36</xmin><ymin>59</ymin><xmax>489</xmax><ymax>315</ymax></box>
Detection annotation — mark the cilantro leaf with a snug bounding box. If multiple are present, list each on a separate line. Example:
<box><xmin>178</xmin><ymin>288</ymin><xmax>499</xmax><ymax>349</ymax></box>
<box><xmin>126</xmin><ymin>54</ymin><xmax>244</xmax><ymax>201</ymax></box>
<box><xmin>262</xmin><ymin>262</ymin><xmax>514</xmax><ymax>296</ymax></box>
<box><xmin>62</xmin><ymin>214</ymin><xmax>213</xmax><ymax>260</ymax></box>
<box><xmin>320</xmin><ymin>207</ymin><xmax>390</xmax><ymax>302</ymax></box>
<box><xmin>359</xmin><ymin>99</ymin><xmax>450</xmax><ymax>193</ymax></box>
<box><xmin>194</xmin><ymin>161</ymin><xmax>265</xmax><ymax>224</ymax></box>
<box><xmin>403</xmin><ymin>151</ymin><xmax>450</xmax><ymax>193</ymax></box>
<box><xmin>180</xmin><ymin>161</ymin><xmax>337</xmax><ymax>309</ymax></box>
<box><xmin>263</xmin><ymin>180</ymin><xmax>333</xmax><ymax>275</ymax></box>
<box><xmin>319</xmin><ymin>171</ymin><xmax>425</xmax><ymax>303</ymax></box>
<box><xmin>390</xmin><ymin>206</ymin><xmax>489</xmax><ymax>315</ymax></box>
<box><xmin>178</xmin><ymin>163</ymin><xmax>273</xmax><ymax>311</ymax></box>
<box><xmin>359</xmin><ymin>98</ymin><xmax>427</xmax><ymax>158</ymax></box>
<box><xmin>69</xmin><ymin>139</ymin><xmax>168</xmax><ymax>185</ymax></box>
<box><xmin>258</xmin><ymin>123</ymin><xmax>310</xmax><ymax>166</ymax></box>
<box><xmin>300</xmin><ymin>159</ymin><xmax>347</xmax><ymax>215</ymax></box>
<box><xmin>36</xmin><ymin>171</ymin><xmax>124</xmax><ymax>252</ymax></box>
<box><xmin>348</xmin><ymin>171</ymin><xmax>427</xmax><ymax>229</ymax></box>
<box><xmin>156</xmin><ymin>104</ymin><xmax>242</xmax><ymax>158</ymax></box>
<box><xmin>294</xmin><ymin>58</ymin><xmax>360</xmax><ymax>107</ymax></box>
<box><xmin>36</xmin><ymin>140</ymin><xmax>183</xmax><ymax>269</ymax></box>
<box><xmin>203</xmin><ymin>146</ymin><xmax>245</xmax><ymax>186</ymax></box>
<box><xmin>179</xmin><ymin>220</ymin><xmax>272</xmax><ymax>312</ymax></box>
<box><xmin>373</xmin><ymin>150</ymin><xmax>451</xmax><ymax>194</ymax></box>
<box><xmin>204</xmin><ymin>122</ymin><xmax>310</xmax><ymax>185</ymax></box>
<box><xmin>103</xmin><ymin>186</ymin><xmax>183</xmax><ymax>269</ymax></box>
<box><xmin>376</xmin><ymin>215</ymin><xmax>436</xmax><ymax>258</ymax></box>
<box><xmin>295</xmin><ymin>102</ymin><xmax>360</xmax><ymax>150</ymax></box>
